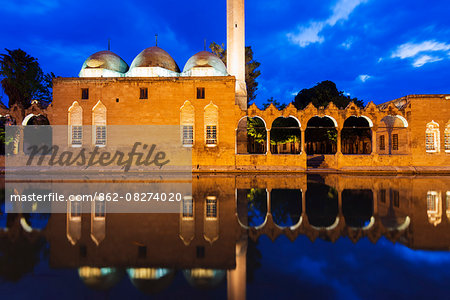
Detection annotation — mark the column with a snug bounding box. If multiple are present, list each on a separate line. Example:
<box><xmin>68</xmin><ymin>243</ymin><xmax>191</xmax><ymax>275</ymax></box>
<box><xmin>300</xmin><ymin>128</ymin><xmax>305</xmax><ymax>154</ymax></box>
<box><xmin>371</xmin><ymin>128</ymin><xmax>377</xmax><ymax>154</ymax></box>
<box><xmin>266</xmin><ymin>129</ymin><xmax>270</xmax><ymax>154</ymax></box>
<box><xmin>336</xmin><ymin>128</ymin><xmax>342</xmax><ymax>154</ymax></box>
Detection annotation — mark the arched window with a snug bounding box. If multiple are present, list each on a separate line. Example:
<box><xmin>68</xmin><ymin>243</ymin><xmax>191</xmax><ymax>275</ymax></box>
<box><xmin>445</xmin><ymin>123</ymin><xmax>450</xmax><ymax>153</ymax></box>
<box><xmin>204</xmin><ymin>102</ymin><xmax>218</xmax><ymax>146</ymax></box>
<box><xmin>92</xmin><ymin>101</ymin><xmax>107</xmax><ymax>146</ymax></box>
<box><xmin>180</xmin><ymin>101</ymin><xmax>195</xmax><ymax>146</ymax></box>
<box><xmin>68</xmin><ymin>101</ymin><xmax>83</xmax><ymax>147</ymax></box>
<box><xmin>425</xmin><ymin>121</ymin><xmax>440</xmax><ymax>153</ymax></box>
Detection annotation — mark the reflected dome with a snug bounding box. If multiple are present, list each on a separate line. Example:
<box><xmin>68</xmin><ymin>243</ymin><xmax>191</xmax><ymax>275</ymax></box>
<box><xmin>129</xmin><ymin>46</ymin><xmax>180</xmax><ymax>73</ymax></box>
<box><xmin>80</xmin><ymin>51</ymin><xmax>129</xmax><ymax>77</ymax></box>
<box><xmin>183</xmin><ymin>51</ymin><xmax>228</xmax><ymax>76</ymax></box>
<box><xmin>78</xmin><ymin>267</ymin><xmax>123</xmax><ymax>290</ymax></box>
<box><xmin>183</xmin><ymin>269</ymin><xmax>226</xmax><ymax>289</ymax></box>
<box><xmin>127</xmin><ymin>268</ymin><xmax>175</xmax><ymax>294</ymax></box>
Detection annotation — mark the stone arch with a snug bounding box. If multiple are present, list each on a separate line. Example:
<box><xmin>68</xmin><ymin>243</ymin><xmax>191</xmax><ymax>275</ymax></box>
<box><xmin>92</xmin><ymin>101</ymin><xmax>107</xmax><ymax>146</ymax></box>
<box><xmin>270</xmin><ymin>117</ymin><xmax>301</xmax><ymax>154</ymax></box>
<box><xmin>204</xmin><ymin>102</ymin><xmax>218</xmax><ymax>146</ymax></box>
<box><xmin>22</xmin><ymin>113</ymin><xmax>51</xmax><ymax>154</ymax></box>
<box><xmin>342</xmin><ymin>189</ymin><xmax>373</xmax><ymax>228</ymax></box>
<box><xmin>180</xmin><ymin>101</ymin><xmax>195</xmax><ymax>146</ymax></box>
<box><xmin>306</xmin><ymin>182</ymin><xmax>339</xmax><ymax>229</ymax></box>
<box><xmin>236</xmin><ymin>116</ymin><xmax>267</xmax><ymax>154</ymax></box>
<box><xmin>378</xmin><ymin>115</ymin><xmax>409</xmax><ymax>154</ymax></box>
<box><xmin>341</xmin><ymin>116</ymin><xmax>372</xmax><ymax>154</ymax></box>
<box><xmin>305</xmin><ymin>116</ymin><xmax>337</xmax><ymax>155</ymax></box>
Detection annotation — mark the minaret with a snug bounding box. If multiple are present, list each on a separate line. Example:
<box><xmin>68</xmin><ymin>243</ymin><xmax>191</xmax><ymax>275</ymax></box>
<box><xmin>227</xmin><ymin>0</ymin><xmax>247</xmax><ymax>110</ymax></box>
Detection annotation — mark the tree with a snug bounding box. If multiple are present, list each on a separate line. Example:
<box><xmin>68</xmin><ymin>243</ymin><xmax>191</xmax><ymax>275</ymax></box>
<box><xmin>209</xmin><ymin>42</ymin><xmax>261</xmax><ymax>106</ymax></box>
<box><xmin>262</xmin><ymin>97</ymin><xmax>286</xmax><ymax>110</ymax></box>
<box><xmin>293</xmin><ymin>80</ymin><xmax>364</xmax><ymax>110</ymax></box>
<box><xmin>0</xmin><ymin>48</ymin><xmax>54</xmax><ymax>109</ymax></box>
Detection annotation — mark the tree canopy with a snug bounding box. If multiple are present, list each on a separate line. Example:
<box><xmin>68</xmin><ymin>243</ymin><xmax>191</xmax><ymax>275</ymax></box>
<box><xmin>293</xmin><ymin>80</ymin><xmax>364</xmax><ymax>110</ymax></box>
<box><xmin>0</xmin><ymin>48</ymin><xmax>54</xmax><ymax>109</ymax></box>
<box><xmin>209</xmin><ymin>42</ymin><xmax>261</xmax><ymax>106</ymax></box>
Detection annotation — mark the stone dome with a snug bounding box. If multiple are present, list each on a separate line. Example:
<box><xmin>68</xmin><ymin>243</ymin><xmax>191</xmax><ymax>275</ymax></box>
<box><xmin>127</xmin><ymin>268</ymin><xmax>175</xmax><ymax>294</ymax></box>
<box><xmin>130</xmin><ymin>46</ymin><xmax>180</xmax><ymax>73</ymax></box>
<box><xmin>78</xmin><ymin>267</ymin><xmax>124</xmax><ymax>290</ymax></box>
<box><xmin>183</xmin><ymin>269</ymin><xmax>226</xmax><ymax>289</ymax></box>
<box><xmin>183</xmin><ymin>51</ymin><xmax>228</xmax><ymax>75</ymax></box>
<box><xmin>81</xmin><ymin>51</ymin><xmax>129</xmax><ymax>73</ymax></box>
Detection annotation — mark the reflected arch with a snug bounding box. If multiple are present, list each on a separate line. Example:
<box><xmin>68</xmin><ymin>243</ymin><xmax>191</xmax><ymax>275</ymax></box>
<box><xmin>236</xmin><ymin>188</ymin><xmax>268</xmax><ymax>229</ymax></box>
<box><xmin>306</xmin><ymin>182</ymin><xmax>339</xmax><ymax>228</ymax></box>
<box><xmin>79</xmin><ymin>267</ymin><xmax>124</xmax><ymax>290</ymax></box>
<box><xmin>342</xmin><ymin>189</ymin><xmax>373</xmax><ymax>228</ymax></box>
<box><xmin>183</xmin><ymin>269</ymin><xmax>226</xmax><ymax>289</ymax></box>
<box><xmin>270</xmin><ymin>189</ymin><xmax>302</xmax><ymax>228</ymax></box>
<box><xmin>127</xmin><ymin>268</ymin><xmax>175</xmax><ymax>294</ymax></box>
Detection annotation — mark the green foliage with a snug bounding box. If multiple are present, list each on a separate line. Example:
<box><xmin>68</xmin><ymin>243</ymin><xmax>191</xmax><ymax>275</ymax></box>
<box><xmin>294</xmin><ymin>80</ymin><xmax>364</xmax><ymax>110</ymax></box>
<box><xmin>0</xmin><ymin>48</ymin><xmax>54</xmax><ymax>108</ymax></box>
<box><xmin>209</xmin><ymin>42</ymin><xmax>261</xmax><ymax>105</ymax></box>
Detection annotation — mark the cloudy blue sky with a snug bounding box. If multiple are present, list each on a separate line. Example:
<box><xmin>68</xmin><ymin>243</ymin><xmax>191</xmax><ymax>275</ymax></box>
<box><xmin>1</xmin><ymin>0</ymin><xmax>450</xmax><ymax>107</ymax></box>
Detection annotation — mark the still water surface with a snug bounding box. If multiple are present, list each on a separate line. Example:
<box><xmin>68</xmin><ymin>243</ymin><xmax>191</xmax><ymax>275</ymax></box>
<box><xmin>1</xmin><ymin>174</ymin><xmax>449</xmax><ymax>299</ymax></box>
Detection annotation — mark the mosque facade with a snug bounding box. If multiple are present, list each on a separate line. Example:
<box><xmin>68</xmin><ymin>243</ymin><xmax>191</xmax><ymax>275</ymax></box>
<box><xmin>1</xmin><ymin>0</ymin><xmax>450</xmax><ymax>172</ymax></box>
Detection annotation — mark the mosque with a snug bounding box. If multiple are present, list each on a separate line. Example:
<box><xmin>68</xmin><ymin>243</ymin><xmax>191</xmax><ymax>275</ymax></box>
<box><xmin>1</xmin><ymin>0</ymin><xmax>450</xmax><ymax>172</ymax></box>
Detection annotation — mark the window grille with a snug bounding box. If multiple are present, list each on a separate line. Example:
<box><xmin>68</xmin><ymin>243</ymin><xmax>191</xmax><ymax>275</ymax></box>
<box><xmin>183</xmin><ymin>125</ymin><xmax>194</xmax><ymax>146</ymax></box>
<box><xmin>71</xmin><ymin>126</ymin><xmax>82</xmax><ymax>146</ymax></box>
<box><xmin>206</xmin><ymin>125</ymin><xmax>217</xmax><ymax>145</ymax></box>
<box><xmin>95</xmin><ymin>125</ymin><xmax>106</xmax><ymax>146</ymax></box>
<box><xmin>206</xmin><ymin>196</ymin><xmax>217</xmax><ymax>219</ymax></box>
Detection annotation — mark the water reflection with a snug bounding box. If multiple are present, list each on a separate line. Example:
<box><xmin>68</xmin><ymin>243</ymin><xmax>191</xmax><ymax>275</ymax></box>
<box><xmin>1</xmin><ymin>174</ymin><xmax>450</xmax><ymax>298</ymax></box>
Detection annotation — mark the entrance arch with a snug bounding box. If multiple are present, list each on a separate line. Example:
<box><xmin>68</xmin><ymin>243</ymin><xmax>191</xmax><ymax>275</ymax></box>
<box><xmin>270</xmin><ymin>117</ymin><xmax>301</xmax><ymax>154</ymax></box>
<box><xmin>305</xmin><ymin>116</ymin><xmax>337</xmax><ymax>155</ymax></box>
<box><xmin>236</xmin><ymin>116</ymin><xmax>267</xmax><ymax>154</ymax></box>
<box><xmin>341</xmin><ymin>116</ymin><xmax>372</xmax><ymax>154</ymax></box>
<box><xmin>22</xmin><ymin>114</ymin><xmax>51</xmax><ymax>155</ymax></box>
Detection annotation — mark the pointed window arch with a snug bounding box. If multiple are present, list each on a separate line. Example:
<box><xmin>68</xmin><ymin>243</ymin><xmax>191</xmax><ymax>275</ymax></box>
<box><xmin>180</xmin><ymin>101</ymin><xmax>195</xmax><ymax>146</ymax></box>
<box><xmin>425</xmin><ymin>121</ymin><xmax>440</xmax><ymax>153</ymax></box>
<box><xmin>204</xmin><ymin>102</ymin><xmax>218</xmax><ymax>146</ymax></box>
<box><xmin>445</xmin><ymin>123</ymin><xmax>450</xmax><ymax>153</ymax></box>
<box><xmin>68</xmin><ymin>101</ymin><xmax>83</xmax><ymax>147</ymax></box>
<box><xmin>92</xmin><ymin>101</ymin><xmax>107</xmax><ymax>146</ymax></box>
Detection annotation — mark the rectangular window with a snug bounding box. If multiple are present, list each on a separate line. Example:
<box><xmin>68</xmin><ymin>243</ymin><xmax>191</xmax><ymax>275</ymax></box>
<box><xmin>71</xmin><ymin>126</ymin><xmax>82</xmax><ymax>146</ymax></box>
<box><xmin>426</xmin><ymin>132</ymin><xmax>436</xmax><ymax>152</ymax></box>
<box><xmin>70</xmin><ymin>201</ymin><xmax>81</xmax><ymax>220</ymax></box>
<box><xmin>182</xmin><ymin>125</ymin><xmax>194</xmax><ymax>146</ymax></box>
<box><xmin>95</xmin><ymin>125</ymin><xmax>106</xmax><ymax>146</ymax></box>
<box><xmin>140</xmin><ymin>88</ymin><xmax>148</xmax><ymax>99</ymax></box>
<box><xmin>380</xmin><ymin>189</ymin><xmax>386</xmax><ymax>203</ymax></box>
<box><xmin>392</xmin><ymin>134</ymin><xmax>399</xmax><ymax>151</ymax></box>
<box><xmin>206</xmin><ymin>125</ymin><xmax>217</xmax><ymax>145</ymax></box>
<box><xmin>391</xmin><ymin>189</ymin><xmax>400</xmax><ymax>207</ymax></box>
<box><xmin>94</xmin><ymin>199</ymin><xmax>105</xmax><ymax>219</ymax></box>
<box><xmin>379</xmin><ymin>135</ymin><xmax>385</xmax><ymax>151</ymax></box>
<box><xmin>182</xmin><ymin>196</ymin><xmax>193</xmax><ymax>219</ymax></box>
<box><xmin>81</xmin><ymin>88</ymin><xmax>89</xmax><ymax>100</ymax></box>
<box><xmin>427</xmin><ymin>192</ymin><xmax>438</xmax><ymax>212</ymax></box>
<box><xmin>197</xmin><ymin>87</ymin><xmax>205</xmax><ymax>99</ymax></box>
<box><xmin>445</xmin><ymin>132</ymin><xmax>450</xmax><ymax>152</ymax></box>
<box><xmin>206</xmin><ymin>196</ymin><xmax>217</xmax><ymax>219</ymax></box>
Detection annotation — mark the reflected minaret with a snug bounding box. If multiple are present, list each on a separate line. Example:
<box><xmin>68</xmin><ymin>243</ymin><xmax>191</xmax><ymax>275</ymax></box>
<box><xmin>227</xmin><ymin>0</ymin><xmax>247</xmax><ymax>110</ymax></box>
<box><xmin>227</xmin><ymin>238</ymin><xmax>247</xmax><ymax>300</ymax></box>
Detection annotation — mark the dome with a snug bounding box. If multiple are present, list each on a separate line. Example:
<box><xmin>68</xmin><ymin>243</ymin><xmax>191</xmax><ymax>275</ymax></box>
<box><xmin>183</xmin><ymin>269</ymin><xmax>226</xmax><ymax>289</ymax></box>
<box><xmin>80</xmin><ymin>50</ymin><xmax>129</xmax><ymax>73</ymax></box>
<box><xmin>127</xmin><ymin>268</ymin><xmax>175</xmax><ymax>294</ymax></box>
<box><xmin>78</xmin><ymin>267</ymin><xmax>124</xmax><ymax>290</ymax></box>
<box><xmin>183</xmin><ymin>51</ymin><xmax>228</xmax><ymax>76</ymax></box>
<box><xmin>130</xmin><ymin>46</ymin><xmax>180</xmax><ymax>73</ymax></box>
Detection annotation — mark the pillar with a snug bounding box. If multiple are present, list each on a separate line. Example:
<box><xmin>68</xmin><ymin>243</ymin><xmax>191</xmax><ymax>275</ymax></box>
<box><xmin>336</xmin><ymin>128</ymin><xmax>342</xmax><ymax>154</ymax></box>
<box><xmin>227</xmin><ymin>238</ymin><xmax>247</xmax><ymax>300</ymax></box>
<box><xmin>266</xmin><ymin>129</ymin><xmax>270</xmax><ymax>154</ymax></box>
<box><xmin>300</xmin><ymin>128</ymin><xmax>305</xmax><ymax>154</ymax></box>
<box><xmin>371</xmin><ymin>128</ymin><xmax>377</xmax><ymax>154</ymax></box>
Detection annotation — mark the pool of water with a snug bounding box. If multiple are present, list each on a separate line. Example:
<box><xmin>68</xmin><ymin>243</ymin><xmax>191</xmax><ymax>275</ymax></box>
<box><xmin>0</xmin><ymin>174</ymin><xmax>449</xmax><ymax>299</ymax></box>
